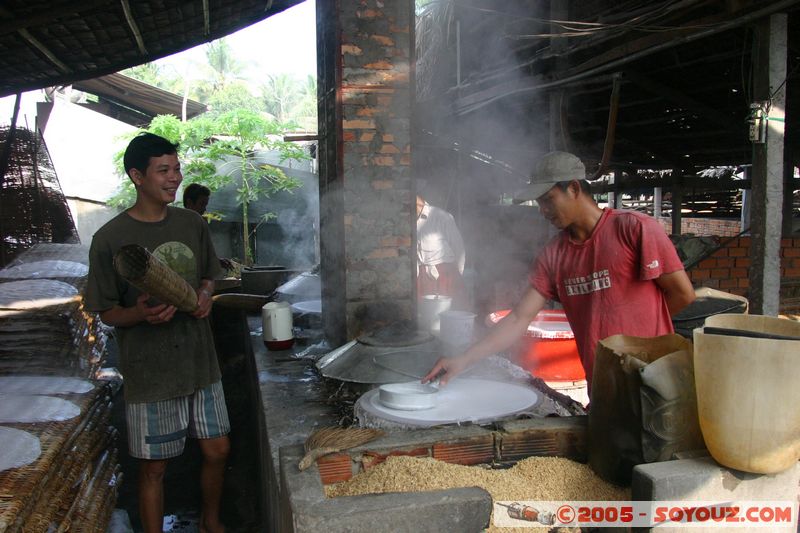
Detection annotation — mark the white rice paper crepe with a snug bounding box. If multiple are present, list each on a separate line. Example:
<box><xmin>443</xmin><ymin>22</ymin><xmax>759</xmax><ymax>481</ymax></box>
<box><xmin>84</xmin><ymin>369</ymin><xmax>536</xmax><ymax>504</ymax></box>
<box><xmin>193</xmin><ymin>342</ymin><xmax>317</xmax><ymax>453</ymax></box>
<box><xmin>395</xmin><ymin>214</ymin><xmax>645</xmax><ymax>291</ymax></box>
<box><xmin>0</xmin><ymin>427</ymin><xmax>41</xmax><ymax>471</ymax></box>
<box><xmin>0</xmin><ymin>376</ymin><xmax>94</xmax><ymax>395</ymax></box>
<box><xmin>0</xmin><ymin>279</ymin><xmax>78</xmax><ymax>309</ymax></box>
<box><xmin>0</xmin><ymin>395</ymin><xmax>80</xmax><ymax>423</ymax></box>
<box><xmin>0</xmin><ymin>260</ymin><xmax>88</xmax><ymax>280</ymax></box>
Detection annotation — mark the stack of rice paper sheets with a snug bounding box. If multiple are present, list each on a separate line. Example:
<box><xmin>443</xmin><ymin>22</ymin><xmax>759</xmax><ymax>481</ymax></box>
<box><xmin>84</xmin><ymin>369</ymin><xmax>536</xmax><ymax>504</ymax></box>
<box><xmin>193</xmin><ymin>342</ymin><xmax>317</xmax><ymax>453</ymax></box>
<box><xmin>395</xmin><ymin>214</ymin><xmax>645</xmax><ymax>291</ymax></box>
<box><xmin>0</xmin><ymin>376</ymin><xmax>121</xmax><ymax>533</ymax></box>
<box><xmin>0</xmin><ymin>252</ymin><xmax>106</xmax><ymax>378</ymax></box>
<box><xmin>4</xmin><ymin>243</ymin><xmax>90</xmax><ymax>268</ymax></box>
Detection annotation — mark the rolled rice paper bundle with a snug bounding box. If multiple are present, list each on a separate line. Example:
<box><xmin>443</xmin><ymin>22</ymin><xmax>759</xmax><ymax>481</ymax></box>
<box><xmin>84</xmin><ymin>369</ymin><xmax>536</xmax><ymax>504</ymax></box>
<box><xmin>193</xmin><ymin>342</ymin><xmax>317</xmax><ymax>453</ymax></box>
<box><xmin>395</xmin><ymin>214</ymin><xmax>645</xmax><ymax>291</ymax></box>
<box><xmin>113</xmin><ymin>244</ymin><xmax>198</xmax><ymax>313</ymax></box>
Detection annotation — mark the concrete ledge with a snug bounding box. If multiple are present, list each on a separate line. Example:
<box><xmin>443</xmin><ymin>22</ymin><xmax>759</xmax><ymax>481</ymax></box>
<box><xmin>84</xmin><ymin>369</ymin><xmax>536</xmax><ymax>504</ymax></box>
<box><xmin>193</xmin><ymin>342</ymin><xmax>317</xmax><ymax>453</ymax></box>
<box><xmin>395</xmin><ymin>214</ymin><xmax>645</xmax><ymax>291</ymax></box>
<box><xmin>632</xmin><ymin>457</ymin><xmax>800</xmax><ymax>532</ymax></box>
<box><xmin>280</xmin><ymin>444</ymin><xmax>492</xmax><ymax>533</ymax></box>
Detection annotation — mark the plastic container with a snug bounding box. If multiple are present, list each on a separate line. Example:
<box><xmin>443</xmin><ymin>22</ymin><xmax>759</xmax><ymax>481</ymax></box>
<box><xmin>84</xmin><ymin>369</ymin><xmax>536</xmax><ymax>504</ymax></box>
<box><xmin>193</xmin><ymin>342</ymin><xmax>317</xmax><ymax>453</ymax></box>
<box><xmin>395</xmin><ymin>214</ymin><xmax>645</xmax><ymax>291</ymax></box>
<box><xmin>262</xmin><ymin>301</ymin><xmax>294</xmax><ymax>350</ymax></box>
<box><xmin>378</xmin><ymin>382</ymin><xmax>439</xmax><ymax>411</ymax></box>
<box><xmin>439</xmin><ymin>310</ymin><xmax>476</xmax><ymax>355</ymax></box>
<box><xmin>694</xmin><ymin>313</ymin><xmax>800</xmax><ymax>474</ymax></box>
<box><xmin>417</xmin><ymin>294</ymin><xmax>452</xmax><ymax>335</ymax></box>
<box><xmin>486</xmin><ymin>309</ymin><xmax>585</xmax><ymax>382</ymax></box>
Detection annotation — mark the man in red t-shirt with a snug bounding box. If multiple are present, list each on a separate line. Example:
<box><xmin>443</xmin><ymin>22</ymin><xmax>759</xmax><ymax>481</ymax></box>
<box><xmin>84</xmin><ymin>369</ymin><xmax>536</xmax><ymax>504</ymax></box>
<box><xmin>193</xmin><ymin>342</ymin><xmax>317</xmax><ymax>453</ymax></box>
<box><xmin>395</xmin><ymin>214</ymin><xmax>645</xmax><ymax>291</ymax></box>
<box><xmin>423</xmin><ymin>151</ymin><xmax>695</xmax><ymax>392</ymax></box>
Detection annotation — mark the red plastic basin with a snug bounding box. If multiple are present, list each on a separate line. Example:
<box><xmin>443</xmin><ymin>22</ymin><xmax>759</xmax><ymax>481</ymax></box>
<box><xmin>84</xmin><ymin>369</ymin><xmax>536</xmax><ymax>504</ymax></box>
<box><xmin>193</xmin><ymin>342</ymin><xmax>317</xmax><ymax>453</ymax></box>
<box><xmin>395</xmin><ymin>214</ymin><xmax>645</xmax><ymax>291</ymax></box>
<box><xmin>486</xmin><ymin>309</ymin><xmax>586</xmax><ymax>381</ymax></box>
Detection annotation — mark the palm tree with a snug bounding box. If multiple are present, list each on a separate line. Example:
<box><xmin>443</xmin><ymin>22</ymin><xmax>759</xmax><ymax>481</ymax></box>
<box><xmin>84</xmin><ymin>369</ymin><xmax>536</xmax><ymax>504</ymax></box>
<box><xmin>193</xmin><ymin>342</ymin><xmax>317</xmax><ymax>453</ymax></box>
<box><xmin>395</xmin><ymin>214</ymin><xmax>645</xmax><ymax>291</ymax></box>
<box><xmin>206</xmin><ymin>39</ymin><xmax>244</xmax><ymax>91</ymax></box>
<box><xmin>261</xmin><ymin>73</ymin><xmax>300</xmax><ymax>123</ymax></box>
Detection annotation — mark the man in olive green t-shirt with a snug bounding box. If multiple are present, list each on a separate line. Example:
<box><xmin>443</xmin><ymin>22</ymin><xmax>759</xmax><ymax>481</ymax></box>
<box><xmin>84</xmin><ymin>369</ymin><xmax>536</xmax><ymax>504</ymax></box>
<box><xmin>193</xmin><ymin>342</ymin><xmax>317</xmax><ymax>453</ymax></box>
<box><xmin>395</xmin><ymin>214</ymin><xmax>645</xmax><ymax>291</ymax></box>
<box><xmin>85</xmin><ymin>133</ymin><xmax>228</xmax><ymax>533</ymax></box>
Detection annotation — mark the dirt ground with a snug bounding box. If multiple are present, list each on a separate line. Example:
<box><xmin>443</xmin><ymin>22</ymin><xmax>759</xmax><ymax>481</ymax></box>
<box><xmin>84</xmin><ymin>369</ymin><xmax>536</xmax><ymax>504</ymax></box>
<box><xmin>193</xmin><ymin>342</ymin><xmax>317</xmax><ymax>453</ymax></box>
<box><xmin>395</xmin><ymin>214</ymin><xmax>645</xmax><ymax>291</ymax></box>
<box><xmin>110</xmin><ymin>307</ymin><xmax>262</xmax><ymax>532</ymax></box>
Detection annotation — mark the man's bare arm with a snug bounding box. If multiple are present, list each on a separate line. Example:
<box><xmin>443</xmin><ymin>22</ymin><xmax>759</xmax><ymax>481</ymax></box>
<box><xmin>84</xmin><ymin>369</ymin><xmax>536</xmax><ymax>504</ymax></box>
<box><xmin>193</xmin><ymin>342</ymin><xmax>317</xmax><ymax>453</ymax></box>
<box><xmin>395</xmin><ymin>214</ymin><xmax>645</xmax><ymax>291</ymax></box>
<box><xmin>423</xmin><ymin>287</ymin><xmax>547</xmax><ymax>385</ymax></box>
<box><xmin>655</xmin><ymin>270</ymin><xmax>696</xmax><ymax>316</ymax></box>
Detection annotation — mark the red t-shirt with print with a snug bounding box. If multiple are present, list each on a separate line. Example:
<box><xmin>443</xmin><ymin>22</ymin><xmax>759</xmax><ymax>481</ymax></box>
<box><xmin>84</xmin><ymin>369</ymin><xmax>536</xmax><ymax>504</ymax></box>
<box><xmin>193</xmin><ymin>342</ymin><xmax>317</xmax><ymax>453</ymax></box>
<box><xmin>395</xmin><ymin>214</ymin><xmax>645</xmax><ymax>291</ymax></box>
<box><xmin>529</xmin><ymin>208</ymin><xmax>684</xmax><ymax>387</ymax></box>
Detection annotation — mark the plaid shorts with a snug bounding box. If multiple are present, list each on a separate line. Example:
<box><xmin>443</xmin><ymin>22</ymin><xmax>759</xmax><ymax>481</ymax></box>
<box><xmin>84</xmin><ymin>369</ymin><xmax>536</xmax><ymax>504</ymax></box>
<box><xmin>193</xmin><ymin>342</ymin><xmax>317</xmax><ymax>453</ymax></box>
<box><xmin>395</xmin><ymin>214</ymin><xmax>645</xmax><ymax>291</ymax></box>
<box><xmin>126</xmin><ymin>381</ymin><xmax>230</xmax><ymax>460</ymax></box>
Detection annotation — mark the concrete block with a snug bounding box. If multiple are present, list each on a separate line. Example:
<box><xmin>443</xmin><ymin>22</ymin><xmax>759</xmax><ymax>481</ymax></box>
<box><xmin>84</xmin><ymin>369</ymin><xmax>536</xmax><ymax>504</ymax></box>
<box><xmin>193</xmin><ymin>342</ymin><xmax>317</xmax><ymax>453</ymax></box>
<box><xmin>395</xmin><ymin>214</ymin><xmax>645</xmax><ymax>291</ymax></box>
<box><xmin>632</xmin><ymin>457</ymin><xmax>800</xmax><ymax>532</ymax></box>
<box><xmin>280</xmin><ymin>444</ymin><xmax>492</xmax><ymax>533</ymax></box>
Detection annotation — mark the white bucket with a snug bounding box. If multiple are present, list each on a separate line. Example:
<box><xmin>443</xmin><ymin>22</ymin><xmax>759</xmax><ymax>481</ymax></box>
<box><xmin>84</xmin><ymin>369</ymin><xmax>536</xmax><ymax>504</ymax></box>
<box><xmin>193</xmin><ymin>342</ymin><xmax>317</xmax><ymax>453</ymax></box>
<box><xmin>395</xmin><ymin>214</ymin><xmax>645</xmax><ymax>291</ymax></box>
<box><xmin>439</xmin><ymin>310</ymin><xmax>476</xmax><ymax>356</ymax></box>
<box><xmin>418</xmin><ymin>294</ymin><xmax>452</xmax><ymax>335</ymax></box>
<box><xmin>262</xmin><ymin>301</ymin><xmax>294</xmax><ymax>350</ymax></box>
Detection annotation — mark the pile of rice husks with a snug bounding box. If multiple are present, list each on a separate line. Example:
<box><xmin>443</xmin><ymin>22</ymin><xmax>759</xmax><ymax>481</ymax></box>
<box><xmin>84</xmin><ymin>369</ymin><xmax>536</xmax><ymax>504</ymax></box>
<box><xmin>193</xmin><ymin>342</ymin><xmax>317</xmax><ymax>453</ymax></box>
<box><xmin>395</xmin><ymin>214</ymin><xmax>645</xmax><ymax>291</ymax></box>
<box><xmin>326</xmin><ymin>455</ymin><xmax>629</xmax><ymax>532</ymax></box>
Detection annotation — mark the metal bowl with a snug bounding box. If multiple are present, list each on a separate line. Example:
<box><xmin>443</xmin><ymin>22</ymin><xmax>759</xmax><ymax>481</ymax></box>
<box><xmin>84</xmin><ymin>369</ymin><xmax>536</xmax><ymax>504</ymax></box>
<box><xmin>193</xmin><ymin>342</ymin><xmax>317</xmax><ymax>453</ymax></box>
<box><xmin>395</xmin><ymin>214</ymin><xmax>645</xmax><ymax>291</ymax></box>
<box><xmin>378</xmin><ymin>382</ymin><xmax>439</xmax><ymax>411</ymax></box>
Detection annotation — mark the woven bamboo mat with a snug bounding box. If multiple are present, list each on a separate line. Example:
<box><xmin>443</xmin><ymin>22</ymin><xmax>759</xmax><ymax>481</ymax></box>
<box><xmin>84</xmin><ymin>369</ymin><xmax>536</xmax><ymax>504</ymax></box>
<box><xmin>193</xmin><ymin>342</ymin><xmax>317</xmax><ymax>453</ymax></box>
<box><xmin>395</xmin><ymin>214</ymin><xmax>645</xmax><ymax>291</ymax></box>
<box><xmin>0</xmin><ymin>384</ymin><xmax>119</xmax><ymax>533</ymax></box>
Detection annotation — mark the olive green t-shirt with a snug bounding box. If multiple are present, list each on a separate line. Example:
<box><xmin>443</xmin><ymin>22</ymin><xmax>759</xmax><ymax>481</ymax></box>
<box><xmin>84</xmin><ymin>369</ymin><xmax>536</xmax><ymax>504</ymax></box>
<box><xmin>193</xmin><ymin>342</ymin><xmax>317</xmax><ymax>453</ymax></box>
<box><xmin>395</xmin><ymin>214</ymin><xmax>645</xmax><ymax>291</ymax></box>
<box><xmin>85</xmin><ymin>206</ymin><xmax>222</xmax><ymax>403</ymax></box>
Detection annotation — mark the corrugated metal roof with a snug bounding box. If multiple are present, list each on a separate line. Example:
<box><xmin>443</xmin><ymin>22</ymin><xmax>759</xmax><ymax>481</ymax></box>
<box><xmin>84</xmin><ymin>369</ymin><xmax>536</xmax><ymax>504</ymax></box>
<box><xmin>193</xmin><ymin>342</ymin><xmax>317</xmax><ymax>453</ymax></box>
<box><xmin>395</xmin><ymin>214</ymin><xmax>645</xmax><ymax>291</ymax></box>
<box><xmin>72</xmin><ymin>73</ymin><xmax>207</xmax><ymax>125</ymax></box>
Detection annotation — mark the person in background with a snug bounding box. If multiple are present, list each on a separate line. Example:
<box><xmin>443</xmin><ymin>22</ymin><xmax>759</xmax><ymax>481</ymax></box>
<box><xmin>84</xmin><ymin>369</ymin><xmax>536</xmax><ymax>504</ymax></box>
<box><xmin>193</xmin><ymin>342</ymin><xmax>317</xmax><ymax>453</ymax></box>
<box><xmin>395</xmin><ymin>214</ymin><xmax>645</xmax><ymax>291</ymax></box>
<box><xmin>423</xmin><ymin>151</ymin><xmax>695</xmax><ymax>392</ymax></box>
<box><xmin>85</xmin><ymin>133</ymin><xmax>229</xmax><ymax>533</ymax></box>
<box><xmin>183</xmin><ymin>183</ymin><xmax>211</xmax><ymax>215</ymax></box>
<box><xmin>183</xmin><ymin>183</ymin><xmax>233</xmax><ymax>272</ymax></box>
<box><xmin>416</xmin><ymin>192</ymin><xmax>468</xmax><ymax>309</ymax></box>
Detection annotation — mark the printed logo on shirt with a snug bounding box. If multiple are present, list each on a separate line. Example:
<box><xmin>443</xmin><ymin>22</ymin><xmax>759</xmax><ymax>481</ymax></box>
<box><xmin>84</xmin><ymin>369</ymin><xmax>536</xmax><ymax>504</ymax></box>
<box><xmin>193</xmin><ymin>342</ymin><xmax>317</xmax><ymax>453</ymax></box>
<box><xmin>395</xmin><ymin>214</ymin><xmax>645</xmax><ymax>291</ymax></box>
<box><xmin>646</xmin><ymin>259</ymin><xmax>660</xmax><ymax>269</ymax></box>
<box><xmin>564</xmin><ymin>269</ymin><xmax>611</xmax><ymax>297</ymax></box>
<box><xmin>153</xmin><ymin>241</ymin><xmax>196</xmax><ymax>282</ymax></box>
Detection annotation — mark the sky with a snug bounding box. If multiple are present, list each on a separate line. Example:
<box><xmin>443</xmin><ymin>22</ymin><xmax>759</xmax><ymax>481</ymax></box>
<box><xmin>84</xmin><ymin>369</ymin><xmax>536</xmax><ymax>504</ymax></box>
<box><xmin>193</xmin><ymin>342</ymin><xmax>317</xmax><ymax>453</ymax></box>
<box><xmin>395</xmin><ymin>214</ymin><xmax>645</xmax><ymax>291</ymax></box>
<box><xmin>156</xmin><ymin>0</ymin><xmax>317</xmax><ymax>80</ymax></box>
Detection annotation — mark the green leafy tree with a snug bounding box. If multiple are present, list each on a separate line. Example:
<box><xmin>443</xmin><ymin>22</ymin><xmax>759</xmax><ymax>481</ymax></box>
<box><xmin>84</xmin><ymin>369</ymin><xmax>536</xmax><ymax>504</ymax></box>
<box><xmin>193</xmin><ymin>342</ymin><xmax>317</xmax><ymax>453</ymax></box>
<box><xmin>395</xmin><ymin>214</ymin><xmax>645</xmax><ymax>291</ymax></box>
<box><xmin>261</xmin><ymin>73</ymin><xmax>302</xmax><ymax>123</ymax></box>
<box><xmin>122</xmin><ymin>62</ymin><xmax>184</xmax><ymax>94</ymax></box>
<box><xmin>206</xmin><ymin>39</ymin><xmax>244</xmax><ymax>91</ymax></box>
<box><xmin>107</xmin><ymin>111</ymin><xmax>308</xmax><ymax>265</ymax></box>
<box><xmin>290</xmin><ymin>74</ymin><xmax>318</xmax><ymax>130</ymax></box>
<box><xmin>206</xmin><ymin>82</ymin><xmax>264</xmax><ymax>117</ymax></box>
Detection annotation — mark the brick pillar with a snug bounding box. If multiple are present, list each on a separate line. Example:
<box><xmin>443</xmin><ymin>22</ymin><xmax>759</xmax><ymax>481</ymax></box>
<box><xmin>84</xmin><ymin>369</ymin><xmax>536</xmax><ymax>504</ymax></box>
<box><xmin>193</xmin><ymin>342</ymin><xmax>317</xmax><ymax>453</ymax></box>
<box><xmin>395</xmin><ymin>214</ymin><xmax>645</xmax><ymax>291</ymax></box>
<box><xmin>317</xmin><ymin>0</ymin><xmax>415</xmax><ymax>345</ymax></box>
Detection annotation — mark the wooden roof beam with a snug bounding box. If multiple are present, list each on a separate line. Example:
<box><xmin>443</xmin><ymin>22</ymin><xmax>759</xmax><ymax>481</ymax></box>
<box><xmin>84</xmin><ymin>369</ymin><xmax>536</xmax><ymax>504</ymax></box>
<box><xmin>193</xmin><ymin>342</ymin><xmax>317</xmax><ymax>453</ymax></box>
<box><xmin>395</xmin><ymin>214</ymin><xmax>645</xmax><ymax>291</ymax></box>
<box><xmin>17</xmin><ymin>28</ymin><xmax>71</xmax><ymax>74</ymax></box>
<box><xmin>203</xmin><ymin>0</ymin><xmax>210</xmax><ymax>36</ymax></box>
<box><xmin>623</xmin><ymin>69</ymin><xmax>741</xmax><ymax>130</ymax></box>
<box><xmin>120</xmin><ymin>0</ymin><xmax>147</xmax><ymax>55</ymax></box>
<box><xmin>561</xmin><ymin>0</ymin><xmax>800</xmax><ymax>81</ymax></box>
<box><xmin>452</xmin><ymin>0</ymin><xmax>800</xmax><ymax>116</ymax></box>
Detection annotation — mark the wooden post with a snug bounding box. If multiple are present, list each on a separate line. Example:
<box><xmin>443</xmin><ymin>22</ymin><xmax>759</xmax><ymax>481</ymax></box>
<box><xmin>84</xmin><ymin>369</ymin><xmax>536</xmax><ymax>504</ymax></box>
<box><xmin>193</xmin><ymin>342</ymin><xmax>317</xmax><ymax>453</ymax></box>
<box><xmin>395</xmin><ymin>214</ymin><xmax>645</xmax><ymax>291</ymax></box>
<box><xmin>613</xmin><ymin>170</ymin><xmax>623</xmax><ymax>208</ymax></box>
<box><xmin>671</xmin><ymin>169</ymin><xmax>683</xmax><ymax>236</ymax></box>
<box><xmin>549</xmin><ymin>0</ymin><xmax>569</xmax><ymax>151</ymax></box>
<box><xmin>654</xmin><ymin>187</ymin><xmax>662</xmax><ymax>219</ymax></box>
<box><xmin>749</xmin><ymin>14</ymin><xmax>787</xmax><ymax>316</ymax></box>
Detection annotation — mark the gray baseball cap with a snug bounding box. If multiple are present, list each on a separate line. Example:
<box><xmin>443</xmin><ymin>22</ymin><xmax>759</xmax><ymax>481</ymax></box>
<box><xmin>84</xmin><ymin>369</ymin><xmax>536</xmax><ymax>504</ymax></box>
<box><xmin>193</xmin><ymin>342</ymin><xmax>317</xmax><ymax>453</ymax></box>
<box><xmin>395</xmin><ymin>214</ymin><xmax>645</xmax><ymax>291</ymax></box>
<box><xmin>515</xmin><ymin>151</ymin><xmax>586</xmax><ymax>201</ymax></box>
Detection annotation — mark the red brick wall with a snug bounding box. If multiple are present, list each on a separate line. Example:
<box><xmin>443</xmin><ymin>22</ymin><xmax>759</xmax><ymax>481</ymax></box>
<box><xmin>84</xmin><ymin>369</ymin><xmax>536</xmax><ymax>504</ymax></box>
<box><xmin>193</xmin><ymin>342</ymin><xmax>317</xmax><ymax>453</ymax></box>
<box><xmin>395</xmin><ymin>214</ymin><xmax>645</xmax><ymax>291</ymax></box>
<box><xmin>688</xmin><ymin>236</ymin><xmax>800</xmax><ymax>301</ymax></box>
<box><xmin>657</xmin><ymin>217</ymin><xmax>742</xmax><ymax>237</ymax></box>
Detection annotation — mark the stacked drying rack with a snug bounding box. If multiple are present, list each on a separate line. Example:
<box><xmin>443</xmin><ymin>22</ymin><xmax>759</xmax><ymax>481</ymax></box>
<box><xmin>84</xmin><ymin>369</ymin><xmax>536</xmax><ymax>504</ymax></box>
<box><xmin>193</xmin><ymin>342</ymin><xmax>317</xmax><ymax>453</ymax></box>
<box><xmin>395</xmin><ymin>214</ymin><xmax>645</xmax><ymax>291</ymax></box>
<box><xmin>0</xmin><ymin>243</ymin><xmax>120</xmax><ymax>533</ymax></box>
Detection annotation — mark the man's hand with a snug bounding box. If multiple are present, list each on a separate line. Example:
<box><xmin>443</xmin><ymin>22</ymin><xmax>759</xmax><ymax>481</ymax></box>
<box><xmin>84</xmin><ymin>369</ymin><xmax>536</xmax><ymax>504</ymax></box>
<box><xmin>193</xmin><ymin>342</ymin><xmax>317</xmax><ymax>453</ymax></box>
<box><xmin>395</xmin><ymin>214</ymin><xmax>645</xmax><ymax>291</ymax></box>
<box><xmin>192</xmin><ymin>287</ymin><xmax>213</xmax><ymax>319</ymax></box>
<box><xmin>136</xmin><ymin>293</ymin><xmax>177</xmax><ymax>324</ymax></box>
<box><xmin>422</xmin><ymin>355</ymin><xmax>473</xmax><ymax>387</ymax></box>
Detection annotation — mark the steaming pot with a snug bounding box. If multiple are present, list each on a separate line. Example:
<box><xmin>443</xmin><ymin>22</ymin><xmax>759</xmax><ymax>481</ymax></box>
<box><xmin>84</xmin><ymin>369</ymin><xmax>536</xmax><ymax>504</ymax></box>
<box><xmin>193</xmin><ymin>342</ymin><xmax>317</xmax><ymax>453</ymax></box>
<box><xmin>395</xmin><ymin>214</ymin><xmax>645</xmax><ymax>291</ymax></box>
<box><xmin>262</xmin><ymin>301</ymin><xmax>294</xmax><ymax>350</ymax></box>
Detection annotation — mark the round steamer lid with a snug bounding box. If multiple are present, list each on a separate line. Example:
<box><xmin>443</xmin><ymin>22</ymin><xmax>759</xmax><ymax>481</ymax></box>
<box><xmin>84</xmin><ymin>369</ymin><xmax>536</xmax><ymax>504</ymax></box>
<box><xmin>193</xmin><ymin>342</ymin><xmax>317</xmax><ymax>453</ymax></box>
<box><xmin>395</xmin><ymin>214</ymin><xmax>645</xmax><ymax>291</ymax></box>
<box><xmin>357</xmin><ymin>378</ymin><xmax>540</xmax><ymax>427</ymax></box>
<box><xmin>358</xmin><ymin>321</ymin><xmax>434</xmax><ymax>347</ymax></box>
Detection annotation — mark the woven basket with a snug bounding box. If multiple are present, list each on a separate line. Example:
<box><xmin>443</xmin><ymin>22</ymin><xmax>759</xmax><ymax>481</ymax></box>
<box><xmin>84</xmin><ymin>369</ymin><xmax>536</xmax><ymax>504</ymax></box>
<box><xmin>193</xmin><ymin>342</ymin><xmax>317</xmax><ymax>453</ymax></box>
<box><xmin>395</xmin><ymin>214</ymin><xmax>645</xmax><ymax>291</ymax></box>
<box><xmin>113</xmin><ymin>244</ymin><xmax>198</xmax><ymax>313</ymax></box>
